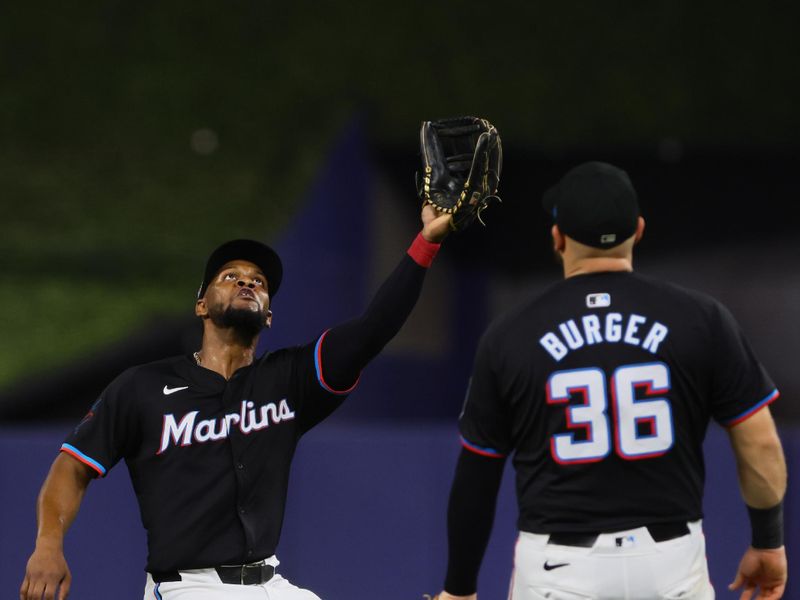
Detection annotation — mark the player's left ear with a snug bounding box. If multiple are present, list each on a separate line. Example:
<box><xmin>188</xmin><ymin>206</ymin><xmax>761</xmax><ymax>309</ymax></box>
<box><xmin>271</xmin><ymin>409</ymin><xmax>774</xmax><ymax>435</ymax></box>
<box><xmin>633</xmin><ymin>217</ymin><xmax>646</xmax><ymax>244</ymax></box>
<box><xmin>265</xmin><ymin>309</ymin><xmax>273</xmax><ymax>329</ymax></box>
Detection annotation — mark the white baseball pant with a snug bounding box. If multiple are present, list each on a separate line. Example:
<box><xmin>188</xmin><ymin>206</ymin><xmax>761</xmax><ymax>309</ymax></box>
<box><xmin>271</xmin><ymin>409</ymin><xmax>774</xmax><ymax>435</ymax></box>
<box><xmin>509</xmin><ymin>520</ymin><xmax>714</xmax><ymax>600</ymax></box>
<box><xmin>143</xmin><ymin>556</ymin><xmax>321</xmax><ymax>600</ymax></box>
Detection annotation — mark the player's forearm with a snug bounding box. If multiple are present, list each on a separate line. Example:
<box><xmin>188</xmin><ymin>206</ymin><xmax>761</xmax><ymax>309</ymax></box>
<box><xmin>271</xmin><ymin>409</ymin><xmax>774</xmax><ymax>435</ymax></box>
<box><xmin>444</xmin><ymin>449</ymin><xmax>505</xmax><ymax>595</ymax></box>
<box><xmin>728</xmin><ymin>408</ymin><xmax>787</xmax><ymax>549</ymax></box>
<box><xmin>35</xmin><ymin>454</ymin><xmax>92</xmax><ymax>548</ymax></box>
<box><xmin>729</xmin><ymin>410</ymin><xmax>787</xmax><ymax>508</ymax></box>
<box><xmin>735</xmin><ymin>437</ymin><xmax>786</xmax><ymax>508</ymax></box>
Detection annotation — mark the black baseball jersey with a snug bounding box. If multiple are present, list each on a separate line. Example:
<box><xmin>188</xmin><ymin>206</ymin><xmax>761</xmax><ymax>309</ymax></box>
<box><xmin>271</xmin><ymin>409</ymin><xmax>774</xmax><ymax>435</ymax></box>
<box><xmin>62</xmin><ymin>340</ymin><xmax>346</xmax><ymax>572</ymax></box>
<box><xmin>59</xmin><ymin>239</ymin><xmax>440</xmax><ymax>573</ymax></box>
<box><xmin>459</xmin><ymin>270</ymin><xmax>778</xmax><ymax>533</ymax></box>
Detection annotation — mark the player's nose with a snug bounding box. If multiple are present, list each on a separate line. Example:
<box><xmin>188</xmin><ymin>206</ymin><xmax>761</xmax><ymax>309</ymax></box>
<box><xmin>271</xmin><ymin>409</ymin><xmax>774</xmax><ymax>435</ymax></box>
<box><xmin>236</xmin><ymin>279</ymin><xmax>256</xmax><ymax>289</ymax></box>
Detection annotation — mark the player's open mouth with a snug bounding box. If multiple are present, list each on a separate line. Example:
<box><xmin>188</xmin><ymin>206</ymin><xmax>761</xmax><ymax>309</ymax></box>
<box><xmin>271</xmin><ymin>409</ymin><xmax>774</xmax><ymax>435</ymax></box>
<box><xmin>237</xmin><ymin>289</ymin><xmax>257</xmax><ymax>300</ymax></box>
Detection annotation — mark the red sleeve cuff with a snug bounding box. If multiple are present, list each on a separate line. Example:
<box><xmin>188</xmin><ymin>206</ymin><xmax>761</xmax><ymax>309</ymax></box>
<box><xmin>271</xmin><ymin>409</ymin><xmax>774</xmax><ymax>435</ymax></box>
<box><xmin>407</xmin><ymin>232</ymin><xmax>441</xmax><ymax>268</ymax></box>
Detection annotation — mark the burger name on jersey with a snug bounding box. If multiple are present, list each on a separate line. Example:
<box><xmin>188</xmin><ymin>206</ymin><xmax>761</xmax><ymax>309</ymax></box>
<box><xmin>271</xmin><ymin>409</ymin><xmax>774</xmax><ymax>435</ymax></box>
<box><xmin>157</xmin><ymin>399</ymin><xmax>296</xmax><ymax>454</ymax></box>
<box><xmin>540</xmin><ymin>311</ymin><xmax>669</xmax><ymax>362</ymax></box>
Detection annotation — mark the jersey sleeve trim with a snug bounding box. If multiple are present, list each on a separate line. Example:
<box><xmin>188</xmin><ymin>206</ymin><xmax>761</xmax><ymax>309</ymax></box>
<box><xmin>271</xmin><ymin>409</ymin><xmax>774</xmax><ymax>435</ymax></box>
<box><xmin>460</xmin><ymin>435</ymin><xmax>506</xmax><ymax>459</ymax></box>
<box><xmin>314</xmin><ymin>330</ymin><xmax>360</xmax><ymax>395</ymax></box>
<box><xmin>721</xmin><ymin>389</ymin><xmax>780</xmax><ymax>427</ymax></box>
<box><xmin>60</xmin><ymin>443</ymin><xmax>107</xmax><ymax>477</ymax></box>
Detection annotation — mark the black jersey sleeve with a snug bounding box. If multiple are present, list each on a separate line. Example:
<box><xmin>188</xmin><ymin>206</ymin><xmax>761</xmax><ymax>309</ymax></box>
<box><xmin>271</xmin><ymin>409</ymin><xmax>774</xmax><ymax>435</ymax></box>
<box><xmin>61</xmin><ymin>367</ymin><xmax>140</xmax><ymax>477</ymax></box>
<box><xmin>293</xmin><ymin>235</ymin><xmax>439</xmax><ymax>432</ymax></box>
<box><xmin>444</xmin><ymin>448</ymin><xmax>506</xmax><ymax>595</ymax></box>
<box><xmin>458</xmin><ymin>330</ymin><xmax>513</xmax><ymax>458</ymax></box>
<box><xmin>289</xmin><ymin>335</ymin><xmax>352</xmax><ymax>433</ymax></box>
<box><xmin>317</xmin><ymin>252</ymin><xmax>431</xmax><ymax>391</ymax></box>
<box><xmin>709</xmin><ymin>302</ymin><xmax>779</xmax><ymax>426</ymax></box>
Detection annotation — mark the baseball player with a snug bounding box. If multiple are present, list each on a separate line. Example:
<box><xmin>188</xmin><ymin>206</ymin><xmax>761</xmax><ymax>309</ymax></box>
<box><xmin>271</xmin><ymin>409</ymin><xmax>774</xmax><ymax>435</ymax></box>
<box><xmin>20</xmin><ymin>204</ymin><xmax>452</xmax><ymax>600</ymax></box>
<box><xmin>433</xmin><ymin>162</ymin><xmax>787</xmax><ymax>600</ymax></box>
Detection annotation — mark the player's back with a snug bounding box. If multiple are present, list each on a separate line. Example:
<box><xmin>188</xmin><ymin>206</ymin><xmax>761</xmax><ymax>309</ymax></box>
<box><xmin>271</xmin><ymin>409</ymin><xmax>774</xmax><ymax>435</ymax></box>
<box><xmin>479</xmin><ymin>270</ymin><xmax>770</xmax><ymax>533</ymax></box>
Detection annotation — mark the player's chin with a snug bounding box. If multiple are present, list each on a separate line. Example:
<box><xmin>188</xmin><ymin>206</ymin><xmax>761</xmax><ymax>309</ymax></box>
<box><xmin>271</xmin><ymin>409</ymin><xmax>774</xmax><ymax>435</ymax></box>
<box><xmin>215</xmin><ymin>305</ymin><xmax>267</xmax><ymax>335</ymax></box>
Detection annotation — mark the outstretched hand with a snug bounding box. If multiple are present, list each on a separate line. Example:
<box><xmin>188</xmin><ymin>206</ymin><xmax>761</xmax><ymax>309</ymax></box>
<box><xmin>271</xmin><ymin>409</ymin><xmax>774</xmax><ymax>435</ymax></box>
<box><xmin>729</xmin><ymin>546</ymin><xmax>787</xmax><ymax>600</ymax></box>
<box><xmin>421</xmin><ymin>203</ymin><xmax>453</xmax><ymax>243</ymax></box>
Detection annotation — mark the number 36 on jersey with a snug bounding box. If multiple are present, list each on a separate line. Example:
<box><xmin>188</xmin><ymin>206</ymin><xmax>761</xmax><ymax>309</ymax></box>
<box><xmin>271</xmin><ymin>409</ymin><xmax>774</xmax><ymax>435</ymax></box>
<box><xmin>547</xmin><ymin>361</ymin><xmax>674</xmax><ymax>464</ymax></box>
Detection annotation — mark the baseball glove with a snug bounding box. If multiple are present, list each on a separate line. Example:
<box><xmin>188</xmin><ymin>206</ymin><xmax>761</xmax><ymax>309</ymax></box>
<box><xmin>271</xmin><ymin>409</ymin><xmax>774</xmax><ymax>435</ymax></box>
<box><xmin>417</xmin><ymin>116</ymin><xmax>503</xmax><ymax>231</ymax></box>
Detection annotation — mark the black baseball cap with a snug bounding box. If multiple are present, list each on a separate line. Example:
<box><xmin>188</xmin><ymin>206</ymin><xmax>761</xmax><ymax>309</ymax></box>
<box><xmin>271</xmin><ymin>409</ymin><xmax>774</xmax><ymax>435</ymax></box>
<box><xmin>542</xmin><ymin>161</ymin><xmax>640</xmax><ymax>248</ymax></box>
<box><xmin>197</xmin><ymin>239</ymin><xmax>283</xmax><ymax>299</ymax></box>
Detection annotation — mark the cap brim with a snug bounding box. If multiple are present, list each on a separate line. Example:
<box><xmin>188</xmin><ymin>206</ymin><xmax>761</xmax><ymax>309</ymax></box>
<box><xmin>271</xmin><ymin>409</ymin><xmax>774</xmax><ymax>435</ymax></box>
<box><xmin>199</xmin><ymin>239</ymin><xmax>283</xmax><ymax>299</ymax></box>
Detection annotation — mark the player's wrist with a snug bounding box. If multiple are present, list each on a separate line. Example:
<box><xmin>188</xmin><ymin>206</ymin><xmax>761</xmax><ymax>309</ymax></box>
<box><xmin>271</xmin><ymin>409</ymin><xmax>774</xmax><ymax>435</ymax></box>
<box><xmin>421</xmin><ymin>227</ymin><xmax>447</xmax><ymax>244</ymax></box>
<box><xmin>408</xmin><ymin>231</ymin><xmax>441</xmax><ymax>267</ymax></box>
<box><xmin>746</xmin><ymin>501</ymin><xmax>784</xmax><ymax>549</ymax></box>
<box><xmin>34</xmin><ymin>535</ymin><xmax>64</xmax><ymax>551</ymax></box>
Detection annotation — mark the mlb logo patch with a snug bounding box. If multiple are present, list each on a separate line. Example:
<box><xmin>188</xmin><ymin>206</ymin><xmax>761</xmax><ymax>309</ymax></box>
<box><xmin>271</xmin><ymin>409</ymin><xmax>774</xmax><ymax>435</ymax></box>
<box><xmin>615</xmin><ymin>534</ymin><xmax>637</xmax><ymax>548</ymax></box>
<box><xmin>586</xmin><ymin>293</ymin><xmax>611</xmax><ymax>308</ymax></box>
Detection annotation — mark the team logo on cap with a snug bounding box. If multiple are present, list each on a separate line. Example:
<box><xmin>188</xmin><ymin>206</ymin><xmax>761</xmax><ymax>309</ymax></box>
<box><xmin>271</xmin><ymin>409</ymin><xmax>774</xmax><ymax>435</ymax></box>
<box><xmin>600</xmin><ymin>234</ymin><xmax>617</xmax><ymax>244</ymax></box>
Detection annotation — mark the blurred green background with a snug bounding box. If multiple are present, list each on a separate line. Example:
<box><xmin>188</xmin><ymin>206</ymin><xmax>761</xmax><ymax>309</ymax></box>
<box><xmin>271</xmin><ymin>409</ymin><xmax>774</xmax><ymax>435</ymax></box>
<box><xmin>2</xmin><ymin>1</ymin><xmax>799</xmax><ymax>388</ymax></box>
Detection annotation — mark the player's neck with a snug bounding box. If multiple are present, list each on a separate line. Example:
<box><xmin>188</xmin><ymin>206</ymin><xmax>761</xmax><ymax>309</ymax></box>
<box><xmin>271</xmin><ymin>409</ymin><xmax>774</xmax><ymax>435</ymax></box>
<box><xmin>563</xmin><ymin>256</ymin><xmax>633</xmax><ymax>278</ymax></box>
<box><xmin>197</xmin><ymin>327</ymin><xmax>260</xmax><ymax>379</ymax></box>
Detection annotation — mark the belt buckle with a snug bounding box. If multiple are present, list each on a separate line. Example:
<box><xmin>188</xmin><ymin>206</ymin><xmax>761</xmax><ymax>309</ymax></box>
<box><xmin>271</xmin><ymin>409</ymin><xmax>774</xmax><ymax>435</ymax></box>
<box><xmin>242</xmin><ymin>560</ymin><xmax>266</xmax><ymax>585</ymax></box>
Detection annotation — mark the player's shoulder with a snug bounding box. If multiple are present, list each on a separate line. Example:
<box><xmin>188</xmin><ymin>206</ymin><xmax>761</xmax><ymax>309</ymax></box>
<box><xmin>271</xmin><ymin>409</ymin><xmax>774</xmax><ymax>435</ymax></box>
<box><xmin>123</xmin><ymin>354</ymin><xmax>190</xmax><ymax>376</ymax></box>
<box><xmin>483</xmin><ymin>271</ymin><xmax>726</xmax><ymax>339</ymax></box>
<box><xmin>627</xmin><ymin>271</ymin><xmax>730</xmax><ymax>317</ymax></box>
<box><xmin>254</xmin><ymin>345</ymin><xmax>307</xmax><ymax>369</ymax></box>
<box><xmin>104</xmin><ymin>355</ymin><xmax>190</xmax><ymax>394</ymax></box>
<box><xmin>554</xmin><ymin>269</ymin><xmax>728</xmax><ymax>317</ymax></box>
<box><xmin>561</xmin><ymin>270</ymin><xmax>716</xmax><ymax>303</ymax></box>
<box><xmin>257</xmin><ymin>330</ymin><xmax>335</xmax><ymax>363</ymax></box>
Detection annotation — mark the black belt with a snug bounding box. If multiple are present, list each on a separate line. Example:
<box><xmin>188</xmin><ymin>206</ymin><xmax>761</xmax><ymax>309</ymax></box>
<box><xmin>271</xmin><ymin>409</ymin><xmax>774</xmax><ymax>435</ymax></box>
<box><xmin>216</xmin><ymin>562</ymin><xmax>275</xmax><ymax>585</ymax></box>
<box><xmin>547</xmin><ymin>521</ymin><xmax>690</xmax><ymax>547</ymax></box>
<box><xmin>151</xmin><ymin>562</ymin><xmax>275</xmax><ymax>585</ymax></box>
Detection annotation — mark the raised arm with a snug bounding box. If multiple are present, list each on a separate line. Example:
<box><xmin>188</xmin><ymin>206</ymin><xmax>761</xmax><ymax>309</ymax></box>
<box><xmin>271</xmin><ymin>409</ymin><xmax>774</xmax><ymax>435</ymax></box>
<box><xmin>21</xmin><ymin>453</ymin><xmax>94</xmax><ymax>600</ymax></box>
<box><xmin>726</xmin><ymin>407</ymin><xmax>788</xmax><ymax>600</ymax></box>
<box><xmin>316</xmin><ymin>205</ymin><xmax>452</xmax><ymax>390</ymax></box>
